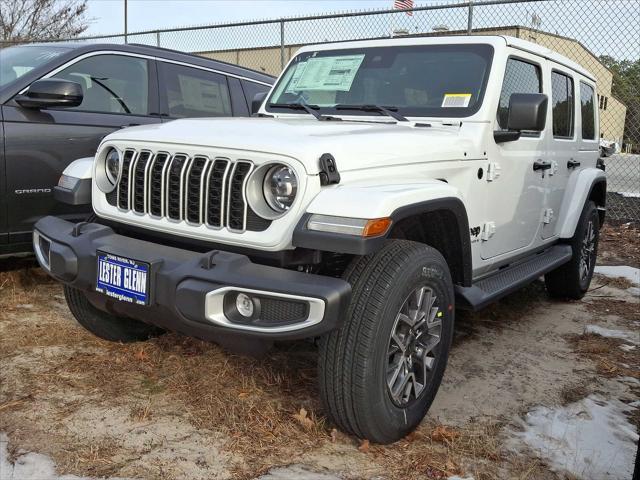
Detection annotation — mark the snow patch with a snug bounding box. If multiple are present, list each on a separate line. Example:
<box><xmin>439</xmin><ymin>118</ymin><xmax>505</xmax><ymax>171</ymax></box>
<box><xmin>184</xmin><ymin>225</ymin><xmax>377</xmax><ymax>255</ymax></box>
<box><xmin>0</xmin><ymin>433</ymin><xmax>133</xmax><ymax>480</ymax></box>
<box><xmin>584</xmin><ymin>324</ymin><xmax>639</xmax><ymax>344</ymax></box>
<box><xmin>617</xmin><ymin>192</ymin><xmax>640</xmax><ymax>198</ymax></box>
<box><xmin>509</xmin><ymin>395</ymin><xmax>638</xmax><ymax>480</ymax></box>
<box><xmin>257</xmin><ymin>465</ymin><xmax>341</xmax><ymax>479</ymax></box>
<box><xmin>594</xmin><ymin>265</ymin><xmax>640</xmax><ymax>285</ymax></box>
<box><xmin>619</xmin><ymin>344</ymin><xmax>636</xmax><ymax>352</ymax></box>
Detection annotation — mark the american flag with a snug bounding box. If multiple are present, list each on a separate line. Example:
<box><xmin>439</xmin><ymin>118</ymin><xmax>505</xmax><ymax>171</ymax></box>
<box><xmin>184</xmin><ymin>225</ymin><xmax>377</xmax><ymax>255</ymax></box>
<box><xmin>394</xmin><ymin>0</ymin><xmax>414</xmax><ymax>16</ymax></box>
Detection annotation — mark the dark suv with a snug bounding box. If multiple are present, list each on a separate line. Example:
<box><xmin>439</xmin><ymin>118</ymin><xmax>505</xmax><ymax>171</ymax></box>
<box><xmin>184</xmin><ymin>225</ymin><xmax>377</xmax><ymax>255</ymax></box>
<box><xmin>0</xmin><ymin>43</ymin><xmax>273</xmax><ymax>256</ymax></box>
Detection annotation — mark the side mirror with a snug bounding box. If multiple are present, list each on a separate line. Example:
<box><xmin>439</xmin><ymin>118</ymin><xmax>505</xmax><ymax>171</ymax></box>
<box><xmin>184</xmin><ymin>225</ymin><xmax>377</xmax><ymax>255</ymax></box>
<box><xmin>251</xmin><ymin>91</ymin><xmax>268</xmax><ymax>115</ymax></box>
<box><xmin>15</xmin><ymin>79</ymin><xmax>83</xmax><ymax>109</ymax></box>
<box><xmin>494</xmin><ymin>93</ymin><xmax>548</xmax><ymax>143</ymax></box>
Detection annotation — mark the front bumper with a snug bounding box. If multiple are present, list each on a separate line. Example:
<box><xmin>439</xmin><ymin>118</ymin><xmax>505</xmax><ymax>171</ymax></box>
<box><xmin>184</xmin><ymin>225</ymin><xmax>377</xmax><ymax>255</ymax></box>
<box><xmin>33</xmin><ymin>216</ymin><xmax>351</xmax><ymax>343</ymax></box>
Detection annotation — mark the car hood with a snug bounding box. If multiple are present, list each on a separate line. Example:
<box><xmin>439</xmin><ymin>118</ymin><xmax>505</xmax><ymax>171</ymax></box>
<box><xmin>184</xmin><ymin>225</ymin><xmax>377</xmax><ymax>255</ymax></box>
<box><xmin>106</xmin><ymin>117</ymin><xmax>486</xmax><ymax>174</ymax></box>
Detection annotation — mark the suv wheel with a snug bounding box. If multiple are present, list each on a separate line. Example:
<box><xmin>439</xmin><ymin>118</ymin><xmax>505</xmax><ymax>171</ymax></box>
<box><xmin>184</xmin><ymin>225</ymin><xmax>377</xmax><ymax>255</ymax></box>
<box><xmin>64</xmin><ymin>286</ymin><xmax>164</xmax><ymax>342</ymax></box>
<box><xmin>545</xmin><ymin>200</ymin><xmax>600</xmax><ymax>299</ymax></box>
<box><xmin>318</xmin><ymin>240</ymin><xmax>454</xmax><ymax>443</ymax></box>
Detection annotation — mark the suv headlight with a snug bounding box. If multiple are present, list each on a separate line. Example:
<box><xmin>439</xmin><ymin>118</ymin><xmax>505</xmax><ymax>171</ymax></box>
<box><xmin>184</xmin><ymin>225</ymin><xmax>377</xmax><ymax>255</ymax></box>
<box><xmin>264</xmin><ymin>164</ymin><xmax>297</xmax><ymax>213</ymax></box>
<box><xmin>105</xmin><ymin>148</ymin><xmax>121</xmax><ymax>186</ymax></box>
<box><xmin>95</xmin><ymin>146</ymin><xmax>122</xmax><ymax>193</ymax></box>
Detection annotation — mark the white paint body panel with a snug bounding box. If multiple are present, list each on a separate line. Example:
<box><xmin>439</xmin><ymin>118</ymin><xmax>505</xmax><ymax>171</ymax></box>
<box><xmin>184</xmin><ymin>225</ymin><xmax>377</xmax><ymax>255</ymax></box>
<box><xmin>63</xmin><ymin>157</ymin><xmax>94</xmax><ymax>179</ymax></box>
<box><xmin>89</xmin><ymin>35</ymin><xmax>603</xmax><ymax>277</ymax></box>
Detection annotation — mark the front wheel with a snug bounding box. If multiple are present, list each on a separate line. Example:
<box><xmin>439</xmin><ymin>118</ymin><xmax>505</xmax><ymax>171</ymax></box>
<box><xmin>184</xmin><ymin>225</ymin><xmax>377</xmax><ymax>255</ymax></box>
<box><xmin>545</xmin><ymin>200</ymin><xmax>600</xmax><ymax>299</ymax></box>
<box><xmin>318</xmin><ymin>240</ymin><xmax>455</xmax><ymax>443</ymax></box>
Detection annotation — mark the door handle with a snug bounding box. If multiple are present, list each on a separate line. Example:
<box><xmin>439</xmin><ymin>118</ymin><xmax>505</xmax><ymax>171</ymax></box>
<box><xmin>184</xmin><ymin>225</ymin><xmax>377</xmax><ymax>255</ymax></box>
<box><xmin>567</xmin><ymin>159</ymin><xmax>581</xmax><ymax>169</ymax></box>
<box><xmin>120</xmin><ymin>123</ymin><xmax>140</xmax><ymax>129</ymax></box>
<box><xmin>533</xmin><ymin>161</ymin><xmax>552</xmax><ymax>171</ymax></box>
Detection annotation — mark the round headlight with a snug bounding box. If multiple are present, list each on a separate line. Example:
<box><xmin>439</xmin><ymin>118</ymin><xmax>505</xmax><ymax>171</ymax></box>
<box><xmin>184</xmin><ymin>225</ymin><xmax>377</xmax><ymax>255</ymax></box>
<box><xmin>263</xmin><ymin>164</ymin><xmax>297</xmax><ymax>213</ymax></box>
<box><xmin>105</xmin><ymin>148</ymin><xmax>121</xmax><ymax>186</ymax></box>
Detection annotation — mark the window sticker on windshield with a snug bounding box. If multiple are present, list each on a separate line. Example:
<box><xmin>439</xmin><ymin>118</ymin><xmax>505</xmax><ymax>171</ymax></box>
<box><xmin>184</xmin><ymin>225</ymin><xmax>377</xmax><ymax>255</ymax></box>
<box><xmin>292</xmin><ymin>54</ymin><xmax>365</xmax><ymax>91</ymax></box>
<box><xmin>284</xmin><ymin>61</ymin><xmax>308</xmax><ymax>93</ymax></box>
<box><xmin>442</xmin><ymin>93</ymin><xmax>472</xmax><ymax>108</ymax></box>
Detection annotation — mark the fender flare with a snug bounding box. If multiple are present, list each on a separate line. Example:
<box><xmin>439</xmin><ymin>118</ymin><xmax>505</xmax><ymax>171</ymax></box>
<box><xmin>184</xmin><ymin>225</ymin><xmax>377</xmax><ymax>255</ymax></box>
<box><xmin>557</xmin><ymin>169</ymin><xmax>606</xmax><ymax>239</ymax></box>
<box><xmin>293</xmin><ymin>196</ymin><xmax>472</xmax><ymax>287</ymax></box>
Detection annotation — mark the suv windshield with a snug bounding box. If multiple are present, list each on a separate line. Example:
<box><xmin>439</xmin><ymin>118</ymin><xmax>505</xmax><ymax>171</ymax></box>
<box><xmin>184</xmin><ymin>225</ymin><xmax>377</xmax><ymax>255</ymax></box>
<box><xmin>268</xmin><ymin>43</ymin><xmax>494</xmax><ymax>118</ymax></box>
<box><xmin>0</xmin><ymin>45</ymin><xmax>72</xmax><ymax>87</ymax></box>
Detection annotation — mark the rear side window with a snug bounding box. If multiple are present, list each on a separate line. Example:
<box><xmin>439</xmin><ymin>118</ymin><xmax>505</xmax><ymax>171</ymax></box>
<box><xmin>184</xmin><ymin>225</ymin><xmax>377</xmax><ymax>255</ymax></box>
<box><xmin>52</xmin><ymin>54</ymin><xmax>150</xmax><ymax>115</ymax></box>
<box><xmin>497</xmin><ymin>58</ymin><xmax>542</xmax><ymax>130</ymax></box>
<box><xmin>580</xmin><ymin>82</ymin><xmax>596</xmax><ymax>140</ymax></box>
<box><xmin>551</xmin><ymin>71</ymin><xmax>575</xmax><ymax>138</ymax></box>
<box><xmin>241</xmin><ymin>80</ymin><xmax>270</xmax><ymax>106</ymax></box>
<box><xmin>160</xmin><ymin>62</ymin><xmax>232</xmax><ymax>118</ymax></box>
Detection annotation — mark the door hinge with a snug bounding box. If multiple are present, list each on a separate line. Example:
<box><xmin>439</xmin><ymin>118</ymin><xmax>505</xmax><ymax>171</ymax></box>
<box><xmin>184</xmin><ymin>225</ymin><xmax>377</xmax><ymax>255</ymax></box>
<box><xmin>543</xmin><ymin>208</ymin><xmax>554</xmax><ymax>224</ymax></box>
<box><xmin>486</xmin><ymin>162</ymin><xmax>501</xmax><ymax>182</ymax></box>
<box><xmin>481</xmin><ymin>221</ymin><xmax>496</xmax><ymax>241</ymax></box>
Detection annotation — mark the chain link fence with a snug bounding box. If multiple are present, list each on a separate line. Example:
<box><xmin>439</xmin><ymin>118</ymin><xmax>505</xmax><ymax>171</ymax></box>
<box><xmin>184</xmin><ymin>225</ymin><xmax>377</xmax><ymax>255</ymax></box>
<box><xmin>4</xmin><ymin>0</ymin><xmax>640</xmax><ymax>220</ymax></box>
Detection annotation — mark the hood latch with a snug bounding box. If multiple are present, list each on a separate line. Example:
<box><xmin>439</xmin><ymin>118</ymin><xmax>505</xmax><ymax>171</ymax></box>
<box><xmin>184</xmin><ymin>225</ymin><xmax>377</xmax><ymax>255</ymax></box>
<box><xmin>319</xmin><ymin>153</ymin><xmax>340</xmax><ymax>186</ymax></box>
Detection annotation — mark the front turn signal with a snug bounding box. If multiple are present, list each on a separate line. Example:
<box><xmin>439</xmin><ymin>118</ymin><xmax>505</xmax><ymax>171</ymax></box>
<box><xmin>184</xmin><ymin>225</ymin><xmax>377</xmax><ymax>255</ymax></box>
<box><xmin>362</xmin><ymin>218</ymin><xmax>392</xmax><ymax>237</ymax></box>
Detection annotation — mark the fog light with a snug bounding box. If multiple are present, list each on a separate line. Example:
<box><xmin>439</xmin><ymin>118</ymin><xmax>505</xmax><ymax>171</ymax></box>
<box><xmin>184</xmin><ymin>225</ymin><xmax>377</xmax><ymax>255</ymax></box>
<box><xmin>236</xmin><ymin>293</ymin><xmax>255</xmax><ymax>318</ymax></box>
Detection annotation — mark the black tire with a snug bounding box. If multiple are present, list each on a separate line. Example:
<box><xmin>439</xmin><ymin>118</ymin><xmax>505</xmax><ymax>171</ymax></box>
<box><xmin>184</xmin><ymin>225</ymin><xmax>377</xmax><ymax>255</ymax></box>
<box><xmin>64</xmin><ymin>286</ymin><xmax>163</xmax><ymax>342</ymax></box>
<box><xmin>545</xmin><ymin>200</ymin><xmax>600</xmax><ymax>300</ymax></box>
<box><xmin>318</xmin><ymin>240</ymin><xmax>455</xmax><ymax>443</ymax></box>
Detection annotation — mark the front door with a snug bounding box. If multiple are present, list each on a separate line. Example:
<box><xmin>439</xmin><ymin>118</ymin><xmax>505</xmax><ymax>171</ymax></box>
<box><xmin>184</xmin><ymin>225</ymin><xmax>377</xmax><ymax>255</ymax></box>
<box><xmin>481</xmin><ymin>54</ymin><xmax>547</xmax><ymax>259</ymax></box>
<box><xmin>3</xmin><ymin>53</ymin><xmax>160</xmax><ymax>243</ymax></box>
<box><xmin>542</xmin><ymin>67</ymin><xmax>577</xmax><ymax>239</ymax></box>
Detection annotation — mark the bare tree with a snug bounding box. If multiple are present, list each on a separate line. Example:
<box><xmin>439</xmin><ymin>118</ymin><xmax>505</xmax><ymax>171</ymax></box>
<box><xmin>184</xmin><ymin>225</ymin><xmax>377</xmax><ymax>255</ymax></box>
<box><xmin>0</xmin><ymin>0</ymin><xmax>89</xmax><ymax>44</ymax></box>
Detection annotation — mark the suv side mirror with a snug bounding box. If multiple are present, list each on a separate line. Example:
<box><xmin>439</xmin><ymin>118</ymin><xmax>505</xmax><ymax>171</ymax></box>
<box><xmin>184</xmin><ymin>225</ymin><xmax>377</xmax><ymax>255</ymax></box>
<box><xmin>15</xmin><ymin>79</ymin><xmax>83</xmax><ymax>109</ymax></box>
<box><xmin>251</xmin><ymin>91</ymin><xmax>268</xmax><ymax>115</ymax></box>
<box><xmin>494</xmin><ymin>93</ymin><xmax>548</xmax><ymax>143</ymax></box>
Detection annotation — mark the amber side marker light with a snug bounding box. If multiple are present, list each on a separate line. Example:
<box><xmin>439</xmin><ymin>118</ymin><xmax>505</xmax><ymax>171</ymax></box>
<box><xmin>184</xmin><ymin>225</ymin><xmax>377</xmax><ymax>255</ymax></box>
<box><xmin>307</xmin><ymin>214</ymin><xmax>392</xmax><ymax>237</ymax></box>
<box><xmin>363</xmin><ymin>217</ymin><xmax>393</xmax><ymax>237</ymax></box>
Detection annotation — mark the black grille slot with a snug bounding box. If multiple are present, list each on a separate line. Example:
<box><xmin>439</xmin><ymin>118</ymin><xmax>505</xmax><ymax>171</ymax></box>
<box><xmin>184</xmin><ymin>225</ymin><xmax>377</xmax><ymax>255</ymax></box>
<box><xmin>166</xmin><ymin>154</ymin><xmax>188</xmax><ymax>220</ymax></box>
<box><xmin>149</xmin><ymin>153</ymin><xmax>169</xmax><ymax>217</ymax></box>
<box><xmin>106</xmin><ymin>190</ymin><xmax>117</xmax><ymax>206</ymax></box>
<box><xmin>227</xmin><ymin>161</ymin><xmax>252</xmax><ymax>231</ymax></box>
<box><xmin>206</xmin><ymin>159</ymin><xmax>229</xmax><ymax>227</ymax></box>
<box><xmin>117</xmin><ymin>150</ymin><xmax>135</xmax><ymax>210</ymax></box>
<box><xmin>186</xmin><ymin>156</ymin><xmax>209</xmax><ymax>224</ymax></box>
<box><xmin>246</xmin><ymin>208</ymin><xmax>271</xmax><ymax>232</ymax></box>
<box><xmin>132</xmin><ymin>151</ymin><xmax>151</xmax><ymax>213</ymax></box>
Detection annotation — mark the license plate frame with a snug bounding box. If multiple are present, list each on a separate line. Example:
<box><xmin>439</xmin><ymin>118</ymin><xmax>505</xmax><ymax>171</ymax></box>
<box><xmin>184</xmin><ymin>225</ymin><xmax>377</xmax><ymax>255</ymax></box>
<box><xmin>95</xmin><ymin>251</ymin><xmax>150</xmax><ymax>306</ymax></box>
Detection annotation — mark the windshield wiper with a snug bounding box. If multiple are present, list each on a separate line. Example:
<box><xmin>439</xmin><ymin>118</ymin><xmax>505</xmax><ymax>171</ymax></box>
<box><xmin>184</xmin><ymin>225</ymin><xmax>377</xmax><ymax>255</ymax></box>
<box><xmin>268</xmin><ymin>102</ymin><xmax>340</xmax><ymax>121</ymax></box>
<box><xmin>335</xmin><ymin>104</ymin><xmax>408</xmax><ymax>122</ymax></box>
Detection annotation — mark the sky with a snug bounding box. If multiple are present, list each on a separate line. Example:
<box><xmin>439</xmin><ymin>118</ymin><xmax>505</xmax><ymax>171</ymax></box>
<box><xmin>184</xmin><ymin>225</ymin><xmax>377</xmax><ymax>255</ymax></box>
<box><xmin>84</xmin><ymin>0</ymin><xmax>413</xmax><ymax>35</ymax></box>
<box><xmin>82</xmin><ymin>0</ymin><xmax>639</xmax><ymax>60</ymax></box>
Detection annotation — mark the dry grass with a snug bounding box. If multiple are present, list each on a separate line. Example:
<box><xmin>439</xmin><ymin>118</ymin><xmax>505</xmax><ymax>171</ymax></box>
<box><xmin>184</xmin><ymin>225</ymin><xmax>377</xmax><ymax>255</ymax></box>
<box><xmin>586</xmin><ymin>298</ymin><xmax>640</xmax><ymax>323</ymax></box>
<box><xmin>567</xmin><ymin>333</ymin><xmax>639</xmax><ymax>379</ymax></box>
<box><xmin>598</xmin><ymin>222</ymin><xmax>640</xmax><ymax>268</ymax></box>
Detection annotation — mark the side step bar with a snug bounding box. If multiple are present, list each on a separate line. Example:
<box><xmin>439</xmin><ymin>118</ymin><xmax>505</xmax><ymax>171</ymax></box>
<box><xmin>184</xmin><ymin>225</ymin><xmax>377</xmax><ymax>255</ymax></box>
<box><xmin>455</xmin><ymin>245</ymin><xmax>573</xmax><ymax>311</ymax></box>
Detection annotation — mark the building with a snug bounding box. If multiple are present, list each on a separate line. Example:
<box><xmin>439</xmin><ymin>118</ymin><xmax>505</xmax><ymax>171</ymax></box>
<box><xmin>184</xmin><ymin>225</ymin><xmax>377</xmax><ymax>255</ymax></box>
<box><xmin>198</xmin><ymin>25</ymin><xmax>627</xmax><ymax>144</ymax></box>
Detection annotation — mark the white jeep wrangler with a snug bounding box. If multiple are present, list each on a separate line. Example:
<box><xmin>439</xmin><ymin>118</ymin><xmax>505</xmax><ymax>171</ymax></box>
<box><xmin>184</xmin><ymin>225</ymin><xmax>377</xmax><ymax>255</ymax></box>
<box><xmin>35</xmin><ymin>35</ymin><xmax>606</xmax><ymax>443</ymax></box>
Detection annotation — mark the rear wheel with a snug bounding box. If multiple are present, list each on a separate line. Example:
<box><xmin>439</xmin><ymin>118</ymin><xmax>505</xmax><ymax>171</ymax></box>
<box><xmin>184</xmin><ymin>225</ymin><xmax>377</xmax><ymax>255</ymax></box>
<box><xmin>545</xmin><ymin>200</ymin><xmax>600</xmax><ymax>299</ymax></box>
<box><xmin>64</xmin><ymin>286</ymin><xmax>163</xmax><ymax>342</ymax></box>
<box><xmin>318</xmin><ymin>240</ymin><xmax>454</xmax><ymax>443</ymax></box>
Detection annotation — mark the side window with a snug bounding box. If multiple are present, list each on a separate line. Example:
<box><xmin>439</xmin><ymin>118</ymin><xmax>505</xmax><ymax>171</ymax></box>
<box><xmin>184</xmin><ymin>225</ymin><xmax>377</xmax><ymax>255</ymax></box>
<box><xmin>160</xmin><ymin>62</ymin><xmax>231</xmax><ymax>118</ymax></box>
<box><xmin>52</xmin><ymin>54</ymin><xmax>150</xmax><ymax>115</ymax></box>
<box><xmin>497</xmin><ymin>58</ymin><xmax>542</xmax><ymax>130</ymax></box>
<box><xmin>551</xmin><ymin>71</ymin><xmax>575</xmax><ymax>138</ymax></box>
<box><xmin>580</xmin><ymin>82</ymin><xmax>596</xmax><ymax>140</ymax></box>
<box><xmin>241</xmin><ymin>80</ymin><xmax>270</xmax><ymax>106</ymax></box>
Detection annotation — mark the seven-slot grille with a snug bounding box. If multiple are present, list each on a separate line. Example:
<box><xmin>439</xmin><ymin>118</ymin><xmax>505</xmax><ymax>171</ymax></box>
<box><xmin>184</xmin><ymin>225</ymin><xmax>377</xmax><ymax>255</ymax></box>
<box><xmin>112</xmin><ymin>149</ymin><xmax>265</xmax><ymax>232</ymax></box>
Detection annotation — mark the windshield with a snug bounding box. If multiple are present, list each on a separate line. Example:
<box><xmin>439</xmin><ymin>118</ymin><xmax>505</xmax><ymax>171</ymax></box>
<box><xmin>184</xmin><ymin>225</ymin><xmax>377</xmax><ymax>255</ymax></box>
<box><xmin>0</xmin><ymin>45</ymin><xmax>71</xmax><ymax>87</ymax></box>
<box><xmin>267</xmin><ymin>43</ymin><xmax>493</xmax><ymax>118</ymax></box>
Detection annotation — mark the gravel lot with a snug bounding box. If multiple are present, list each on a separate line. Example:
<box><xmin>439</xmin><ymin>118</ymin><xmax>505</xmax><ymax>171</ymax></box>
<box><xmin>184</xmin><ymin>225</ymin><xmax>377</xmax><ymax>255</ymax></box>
<box><xmin>0</xmin><ymin>224</ymin><xmax>638</xmax><ymax>480</ymax></box>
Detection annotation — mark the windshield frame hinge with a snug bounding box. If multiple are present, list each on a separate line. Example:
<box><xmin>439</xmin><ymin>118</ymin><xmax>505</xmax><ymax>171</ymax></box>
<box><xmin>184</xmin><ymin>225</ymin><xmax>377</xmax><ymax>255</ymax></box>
<box><xmin>319</xmin><ymin>153</ymin><xmax>341</xmax><ymax>186</ymax></box>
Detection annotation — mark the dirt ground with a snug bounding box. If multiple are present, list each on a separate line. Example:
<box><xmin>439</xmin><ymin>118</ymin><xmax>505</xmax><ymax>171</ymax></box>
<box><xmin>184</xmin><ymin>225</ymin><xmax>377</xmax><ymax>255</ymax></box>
<box><xmin>0</xmin><ymin>224</ymin><xmax>638</xmax><ymax>480</ymax></box>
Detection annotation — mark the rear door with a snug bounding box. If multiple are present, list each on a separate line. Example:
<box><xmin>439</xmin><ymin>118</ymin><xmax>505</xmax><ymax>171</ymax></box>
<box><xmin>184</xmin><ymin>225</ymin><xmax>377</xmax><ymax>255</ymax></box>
<box><xmin>543</xmin><ymin>67</ymin><xmax>578</xmax><ymax>239</ymax></box>
<box><xmin>3</xmin><ymin>52</ymin><xmax>161</xmax><ymax>243</ymax></box>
